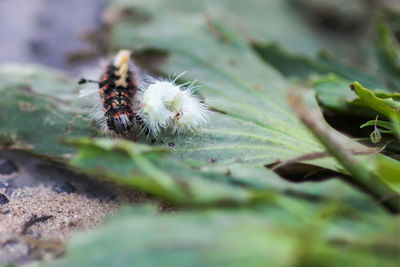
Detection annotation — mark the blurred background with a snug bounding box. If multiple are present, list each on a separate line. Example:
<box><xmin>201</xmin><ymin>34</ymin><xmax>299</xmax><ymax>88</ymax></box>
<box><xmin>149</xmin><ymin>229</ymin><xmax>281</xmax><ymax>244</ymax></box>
<box><xmin>0</xmin><ymin>0</ymin><xmax>105</xmax><ymax>73</ymax></box>
<box><xmin>1</xmin><ymin>0</ymin><xmax>399</xmax><ymax>74</ymax></box>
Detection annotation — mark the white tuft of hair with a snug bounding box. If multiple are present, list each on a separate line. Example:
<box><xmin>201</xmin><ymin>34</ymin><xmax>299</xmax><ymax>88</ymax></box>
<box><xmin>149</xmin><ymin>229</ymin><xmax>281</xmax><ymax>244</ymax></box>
<box><xmin>136</xmin><ymin>73</ymin><xmax>209</xmax><ymax>135</ymax></box>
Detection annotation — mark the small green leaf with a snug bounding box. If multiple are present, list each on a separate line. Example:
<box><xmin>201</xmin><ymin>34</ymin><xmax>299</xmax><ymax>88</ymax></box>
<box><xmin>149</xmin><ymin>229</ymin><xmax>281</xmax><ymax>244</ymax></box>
<box><xmin>351</xmin><ymin>82</ymin><xmax>400</xmax><ymax>120</ymax></box>
<box><xmin>360</xmin><ymin>119</ymin><xmax>394</xmax><ymax>133</ymax></box>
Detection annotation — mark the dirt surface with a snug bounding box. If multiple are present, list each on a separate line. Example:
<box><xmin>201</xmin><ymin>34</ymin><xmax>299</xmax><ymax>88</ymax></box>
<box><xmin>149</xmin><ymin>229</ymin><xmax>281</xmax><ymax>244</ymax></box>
<box><xmin>0</xmin><ymin>150</ymin><xmax>166</xmax><ymax>265</ymax></box>
<box><xmin>1</xmin><ymin>186</ymin><xmax>119</xmax><ymax>264</ymax></box>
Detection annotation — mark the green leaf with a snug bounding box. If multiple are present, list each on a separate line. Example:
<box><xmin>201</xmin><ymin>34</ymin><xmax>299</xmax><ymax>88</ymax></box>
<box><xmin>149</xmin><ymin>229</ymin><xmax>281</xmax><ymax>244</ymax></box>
<box><xmin>0</xmin><ymin>64</ymin><xmax>95</xmax><ymax>157</ymax></box>
<box><xmin>66</xmin><ymin>137</ymin><xmax>371</xmax><ymax>206</ymax></box>
<box><xmin>108</xmin><ymin>0</ymin><xmax>371</xmax><ymax>58</ymax></box>
<box><xmin>360</xmin><ymin>119</ymin><xmax>395</xmax><ymax>133</ymax></box>
<box><xmin>351</xmin><ymin>82</ymin><xmax>400</xmax><ymax>120</ymax></box>
<box><xmin>373</xmin><ymin>154</ymin><xmax>400</xmax><ymax>193</ymax></box>
<box><xmin>287</xmin><ymin>92</ymin><xmax>400</xmax><ymax>212</ymax></box>
<box><xmin>254</xmin><ymin>43</ymin><xmax>385</xmax><ymax>90</ymax></box>
<box><xmin>375</xmin><ymin>22</ymin><xmax>400</xmax><ymax>79</ymax></box>
<box><xmin>312</xmin><ymin>74</ymin><xmax>364</xmax><ymax>113</ymax></box>
<box><xmin>66</xmin><ymin>137</ymin><xmax>276</xmax><ymax>205</ymax></box>
<box><xmin>108</xmin><ymin>0</ymin><xmax>370</xmax><ymax>175</ymax></box>
<box><xmin>52</xmin><ymin>206</ymin><xmax>400</xmax><ymax>267</ymax></box>
<box><xmin>68</xmin><ymin>139</ymin><xmax>273</xmax><ymax>205</ymax></box>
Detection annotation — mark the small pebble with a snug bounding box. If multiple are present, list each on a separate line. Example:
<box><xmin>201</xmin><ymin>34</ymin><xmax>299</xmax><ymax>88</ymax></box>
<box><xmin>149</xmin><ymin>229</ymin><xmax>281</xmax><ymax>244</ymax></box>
<box><xmin>0</xmin><ymin>181</ymin><xmax>9</xmax><ymax>188</ymax></box>
<box><xmin>52</xmin><ymin>182</ymin><xmax>76</xmax><ymax>194</ymax></box>
<box><xmin>0</xmin><ymin>193</ymin><xmax>9</xmax><ymax>205</ymax></box>
<box><xmin>0</xmin><ymin>208</ymin><xmax>10</xmax><ymax>214</ymax></box>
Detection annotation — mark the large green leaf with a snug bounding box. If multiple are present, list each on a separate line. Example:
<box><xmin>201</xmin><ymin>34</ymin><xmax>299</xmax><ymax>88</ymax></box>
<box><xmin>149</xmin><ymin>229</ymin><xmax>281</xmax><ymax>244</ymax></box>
<box><xmin>66</xmin><ymin>137</ymin><xmax>373</xmax><ymax>206</ymax></box>
<box><xmin>108</xmin><ymin>0</ymin><xmax>370</xmax><ymax>175</ymax></box>
<box><xmin>52</xmin><ymin>205</ymin><xmax>400</xmax><ymax>267</ymax></box>
<box><xmin>67</xmin><ymin>138</ymin><xmax>270</xmax><ymax>205</ymax></box>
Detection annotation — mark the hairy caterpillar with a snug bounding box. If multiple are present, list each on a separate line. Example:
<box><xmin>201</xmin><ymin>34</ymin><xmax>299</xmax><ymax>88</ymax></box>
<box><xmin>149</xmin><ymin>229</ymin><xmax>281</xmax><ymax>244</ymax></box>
<box><xmin>79</xmin><ymin>50</ymin><xmax>209</xmax><ymax>138</ymax></box>
<box><xmin>79</xmin><ymin>50</ymin><xmax>143</xmax><ymax>137</ymax></box>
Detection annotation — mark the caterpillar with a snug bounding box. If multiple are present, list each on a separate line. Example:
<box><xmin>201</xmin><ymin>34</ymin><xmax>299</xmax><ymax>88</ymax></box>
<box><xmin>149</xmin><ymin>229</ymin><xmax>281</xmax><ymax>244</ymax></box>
<box><xmin>78</xmin><ymin>50</ymin><xmax>209</xmax><ymax>138</ymax></box>
<box><xmin>79</xmin><ymin>50</ymin><xmax>142</xmax><ymax>137</ymax></box>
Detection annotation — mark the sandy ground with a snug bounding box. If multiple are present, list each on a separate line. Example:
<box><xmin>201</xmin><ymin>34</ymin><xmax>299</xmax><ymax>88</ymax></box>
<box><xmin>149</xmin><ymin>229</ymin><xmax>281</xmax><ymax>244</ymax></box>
<box><xmin>0</xmin><ymin>150</ymin><xmax>167</xmax><ymax>265</ymax></box>
<box><xmin>0</xmin><ymin>186</ymin><xmax>119</xmax><ymax>263</ymax></box>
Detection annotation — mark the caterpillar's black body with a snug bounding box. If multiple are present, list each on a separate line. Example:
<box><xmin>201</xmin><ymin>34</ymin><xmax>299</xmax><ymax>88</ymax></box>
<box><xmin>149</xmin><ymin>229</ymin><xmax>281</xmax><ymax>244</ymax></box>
<box><xmin>98</xmin><ymin>63</ymin><xmax>137</xmax><ymax>136</ymax></box>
